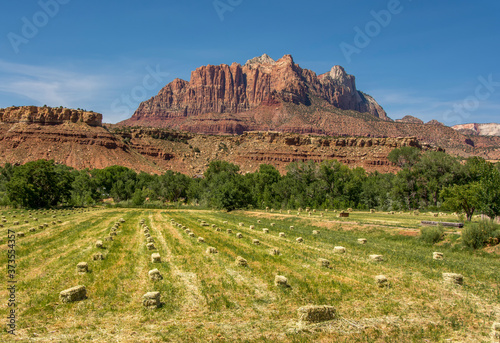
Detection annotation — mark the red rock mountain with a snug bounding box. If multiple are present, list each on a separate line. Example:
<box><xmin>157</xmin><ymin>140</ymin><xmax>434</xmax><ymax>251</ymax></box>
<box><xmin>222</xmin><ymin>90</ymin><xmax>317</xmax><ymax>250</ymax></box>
<box><xmin>120</xmin><ymin>54</ymin><xmax>389</xmax><ymax>132</ymax></box>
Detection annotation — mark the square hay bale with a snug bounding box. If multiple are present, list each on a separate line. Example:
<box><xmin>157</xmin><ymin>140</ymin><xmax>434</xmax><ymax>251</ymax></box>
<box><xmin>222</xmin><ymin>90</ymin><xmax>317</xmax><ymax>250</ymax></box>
<box><xmin>148</xmin><ymin>269</ymin><xmax>163</xmax><ymax>281</ymax></box>
<box><xmin>29</xmin><ymin>227</ymin><xmax>36</xmax><ymax>232</ymax></box>
<box><xmin>270</xmin><ymin>223</ymin><xmax>275</xmax><ymax>227</ymax></box>
<box><xmin>318</xmin><ymin>258</ymin><xmax>330</xmax><ymax>268</ymax></box>
<box><xmin>358</xmin><ymin>238</ymin><xmax>367</xmax><ymax>244</ymax></box>
<box><xmin>93</xmin><ymin>252</ymin><xmax>104</xmax><ymax>261</ymax></box>
<box><xmin>38</xmin><ymin>225</ymin><xmax>44</xmax><ymax>229</ymax></box>
<box><xmin>236</xmin><ymin>233</ymin><xmax>243</xmax><ymax>238</ymax></box>
<box><xmin>211</xmin><ymin>224</ymin><xmax>216</xmax><ymax>228</ymax></box>
<box><xmin>226</xmin><ymin>229</ymin><xmax>233</xmax><ymax>234</ymax></box>
<box><xmin>95</xmin><ymin>240</ymin><xmax>104</xmax><ymax>248</ymax></box>
<box><xmin>252</xmin><ymin>239</ymin><xmax>260</xmax><ymax>245</ymax></box>
<box><xmin>239</xmin><ymin>222</ymin><xmax>244</xmax><ymax>227</ymax></box>
<box><xmin>492</xmin><ymin>323</ymin><xmax>500</xmax><ymax>341</ymax></box>
<box><xmin>13</xmin><ymin>221</ymin><xmax>19</xmax><ymax>225</ymax></box>
<box><xmin>297</xmin><ymin>305</ymin><xmax>336</xmax><ymax>323</ymax></box>
<box><xmin>312</xmin><ymin>230</ymin><xmax>320</xmax><ymax>235</ymax></box>
<box><xmin>206</xmin><ymin>247</ymin><xmax>218</xmax><ymax>254</ymax></box>
<box><xmin>339</xmin><ymin>212</ymin><xmax>349</xmax><ymax>218</ymax></box>
<box><xmin>320</xmin><ymin>213</ymin><xmax>324</xmax><ymax>217</ymax></box>
<box><xmin>373</xmin><ymin>275</ymin><xmax>388</xmax><ymax>286</ymax></box>
<box><xmin>77</xmin><ymin>262</ymin><xmax>89</xmax><ymax>274</ymax></box>
<box><xmin>443</xmin><ymin>273</ymin><xmax>463</xmax><ymax>285</ymax></box>
<box><xmin>279</xmin><ymin>232</ymin><xmax>286</xmax><ymax>238</ymax></box>
<box><xmin>185</xmin><ymin>229</ymin><xmax>191</xmax><ymax>234</ymax></box>
<box><xmin>147</xmin><ymin>243</ymin><xmax>156</xmax><ymax>250</ymax></box>
<box><xmin>370</xmin><ymin>209</ymin><xmax>376</xmax><ymax>213</ymax></box>
<box><xmin>105</xmin><ymin>236</ymin><xmax>113</xmax><ymax>242</ymax></box>
<box><xmin>110</xmin><ymin>231</ymin><xmax>117</xmax><ymax>236</ymax></box>
<box><xmin>370</xmin><ymin>254</ymin><xmax>384</xmax><ymax>262</ymax></box>
<box><xmin>296</xmin><ymin>237</ymin><xmax>304</xmax><ymax>243</ymax></box>
<box><xmin>270</xmin><ymin>248</ymin><xmax>280</xmax><ymax>256</ymax></box>
<box><xmin>215</xmin><ymin>227</ymin><xmax>221</xmax><ymax>232</ymax></box>
<box><xmin>263</xmin><ymin>228</ymin><xmax>269</xmax><ymax>233</ymax></box>
<box><xmin>433</xmin><ymin>252</ymin><xmax>444</xmax><ymax>260</ymax></box>
<box><xmin>235</xmin><ymin>256</ymin><xmax>247</xmax><ymax>267</ymax></box>
<box><xmin>223</xmin><ymin>221</ymin><xmax>228</xmax><ymax>224</ymax></box>
<box><xmin>188</xmin><ymin>233</ymin><xmax>195</xmax><ymax>237</ymax></box>
<box><xmin>249</xmin><ymin>225</ymin><xmax>255</xmax><ymax>230</ymax></box>
<box><xmin>274</xmin><ymin>275</ymin><xmax>290</xmax><ymax>287</ymax></box>
<box><xmin>297</xmin><ymin>212</ymin><xmax>301</xmax><ymax>215</ymax></box>
<box><xmin>143</xmin><ymin>229</ymin><xmax>149</xmax><ymax>234</ymax></box>
<box><xmin>143</xmin><ymin>292</ymin><xmax>161</xmax><ymax>309</ymax></box>
<box><xmin>119</xmin><ymin>218</ymin><xmax>125</xmax><ymax>223</ymax></box>
<box><xmin>333</xmin><ymin>246</ymin><xmax>346</xmax><ymax>254</ymax></box>
<box><xmin>290</xmin><ymin>226</ymin><xmax>294</xmax><ymax>230</ymax></box>
<box><xmin>60</xmin><ymin>285</ymin><xmax>87</xmax><ymax>303</ymax></box>
<box><xmin>151</xmin><ymin>253</ymin><xmax>161</xmax><ymax>263</ymax></box>
<box><xmin>197</xmin><ymin>237</ymin><xmax>205</xmax><ymax>243</ymax></box>
<box><xmin>144</xmin><ymin>233</ymin><xmax>151</xmax><ymax>238</ymax></box>
<box><xmin>147</xmin><ymin>237</ymin><xmax>155</xmax><ymax>243</ymax></box>
<box><xmin>287</xmin><ymin>210</ymin><xmax>291</xmax><ymax>214</ymax></box>
<box><xmin>257</xmin><ymin>220</ymin><xmax>261</xmax><ymax>224</ymax></box>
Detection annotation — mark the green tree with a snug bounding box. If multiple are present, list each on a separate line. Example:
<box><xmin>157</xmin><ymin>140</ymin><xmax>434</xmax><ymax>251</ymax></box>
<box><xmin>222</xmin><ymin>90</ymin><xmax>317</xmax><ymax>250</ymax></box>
<box><xmin>413</xmin><ymin>151</ymin><xmax>463</xmax><ymax>207</ymax></box>
<box><xmin>463</xmin><ymin>157</ymin><xmax>500</xmax><ymax>219</ymax></box>
<box><xmin>201</xmin><ymin>161</ymin><xmax>250</xmax><ymax>211</ymax></box>
<box><xmin>388</xmin><ymin>146</ymin><xmax>421</xmax><ymax>169</ymax></box>
<box><xmin>71</xmin><ymin>169</ymin><xmax>100</xmax><ymax>206</ymax></box>
<box><xmin>132</xmin><ymin>188</ymin><xmax>145</xmax><ymax>206</ymax></box>
<box><xmin>6</xmin><ymin>160</ymin><xmax>74</xmax><ymax>208</ymax></box>
<box><xmin>440</xmin><ymin>182</ymin><xmax>483</xmax><ymax>221</ymax></box>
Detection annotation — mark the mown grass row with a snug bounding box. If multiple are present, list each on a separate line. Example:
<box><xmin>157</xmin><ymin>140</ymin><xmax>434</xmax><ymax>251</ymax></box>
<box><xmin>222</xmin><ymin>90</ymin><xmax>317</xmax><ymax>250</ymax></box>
<box><xmin>0</xmin><ymin>208</ymin><xmax>497</xmax><ymax>342</ymax></box>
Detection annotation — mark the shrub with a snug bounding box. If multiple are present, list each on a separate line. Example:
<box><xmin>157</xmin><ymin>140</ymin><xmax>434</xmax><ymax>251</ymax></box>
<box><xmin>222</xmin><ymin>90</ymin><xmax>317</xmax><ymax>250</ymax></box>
<box><xmin>462</xmin><ymin>220</ymin><xmax>500</xmax><ymax>249</ymax></box>
<box><xmin>419</xmin><ymin>226</ymin><xmax>444</xmax><ymax>244</ymax></box>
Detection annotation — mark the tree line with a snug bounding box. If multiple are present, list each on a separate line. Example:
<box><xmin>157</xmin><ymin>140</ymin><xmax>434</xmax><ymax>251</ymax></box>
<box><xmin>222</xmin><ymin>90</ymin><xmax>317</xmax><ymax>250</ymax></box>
<box><xmin>0</xmin><ymin>147</ymin><xmax>499</xmax><ymax>220</ymax></box>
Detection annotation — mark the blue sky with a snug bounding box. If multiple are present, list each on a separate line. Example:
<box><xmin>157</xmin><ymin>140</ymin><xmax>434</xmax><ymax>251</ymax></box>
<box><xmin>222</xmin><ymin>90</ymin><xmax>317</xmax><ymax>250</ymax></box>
<box><xmin>0</xmin><ymin>0</ymin><xmax>499</xmax><ymax>125</ymax></box>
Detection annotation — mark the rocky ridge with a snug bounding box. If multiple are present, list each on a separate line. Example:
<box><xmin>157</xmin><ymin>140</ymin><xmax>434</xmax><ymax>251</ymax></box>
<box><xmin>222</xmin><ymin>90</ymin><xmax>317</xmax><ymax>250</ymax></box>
<box><xmin>1</xmin><ymin>105</ymin><xmax>499</xmax><ymax>175</ymax></box>
<box><xmin>121</xmin><ymin>54</ymin><xmax>390</xmax><ymax>131</ymax></box>
<box><xmin>0</xmin><ymin>106</ymin><xmax>102</xmax><ymax>127</ymax></box>
<box><xmin>453</xmin><ymin>123</ymin><xmax>500</xmax><ymax>137</ymax></box>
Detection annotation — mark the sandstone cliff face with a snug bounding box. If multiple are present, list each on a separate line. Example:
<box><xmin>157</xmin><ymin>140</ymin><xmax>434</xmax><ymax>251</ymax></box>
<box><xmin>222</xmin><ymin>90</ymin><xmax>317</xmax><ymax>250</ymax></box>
<box><xmin>453</xmin><ymin>123</ymin><xmax>500</xmax><ymax>137</ymax></box>
<box><xmin>124</xmin><ymin>54</ymin><xmax>389</xmax><ymax>129</ymax></box>
<box><xmin>0</xmin><ymin>106</ymin><xmax>102</xmax><ymax>127</ymax></box>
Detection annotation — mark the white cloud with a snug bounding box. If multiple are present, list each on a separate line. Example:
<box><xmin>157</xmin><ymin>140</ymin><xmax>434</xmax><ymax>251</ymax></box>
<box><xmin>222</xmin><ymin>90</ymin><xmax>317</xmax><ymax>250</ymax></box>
<box><xmin>0</xmin><ymin>60</ymin><xmax>110</xmax><ymax>108</ymax></box>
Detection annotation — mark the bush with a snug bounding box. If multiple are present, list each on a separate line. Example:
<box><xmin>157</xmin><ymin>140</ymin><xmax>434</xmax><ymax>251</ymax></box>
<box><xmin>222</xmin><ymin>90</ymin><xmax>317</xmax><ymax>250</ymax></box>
<box><xmin>462</xmin><ymin>220</ymin><xmax>500</xmax><ymax>249</ymax></box>
<box><xmin>419</xmin><ymin>226</ymin><xmax>445</xmax><ymax>244</ymax></box>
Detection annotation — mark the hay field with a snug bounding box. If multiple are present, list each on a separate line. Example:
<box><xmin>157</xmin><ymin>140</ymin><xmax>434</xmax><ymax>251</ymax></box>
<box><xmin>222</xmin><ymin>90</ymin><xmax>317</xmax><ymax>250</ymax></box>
<box><xmin>1</xmin><ymin>208</ymin><xmax>499</xmax><ymax>342</ymax></box>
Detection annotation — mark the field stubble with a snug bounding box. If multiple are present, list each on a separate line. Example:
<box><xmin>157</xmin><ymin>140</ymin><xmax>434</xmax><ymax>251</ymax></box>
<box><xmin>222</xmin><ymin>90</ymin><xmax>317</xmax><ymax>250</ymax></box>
<box><xmin>0</xmin><ymin>208</ymin><xmax>498</xmax><ymax>342</ymax></box>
